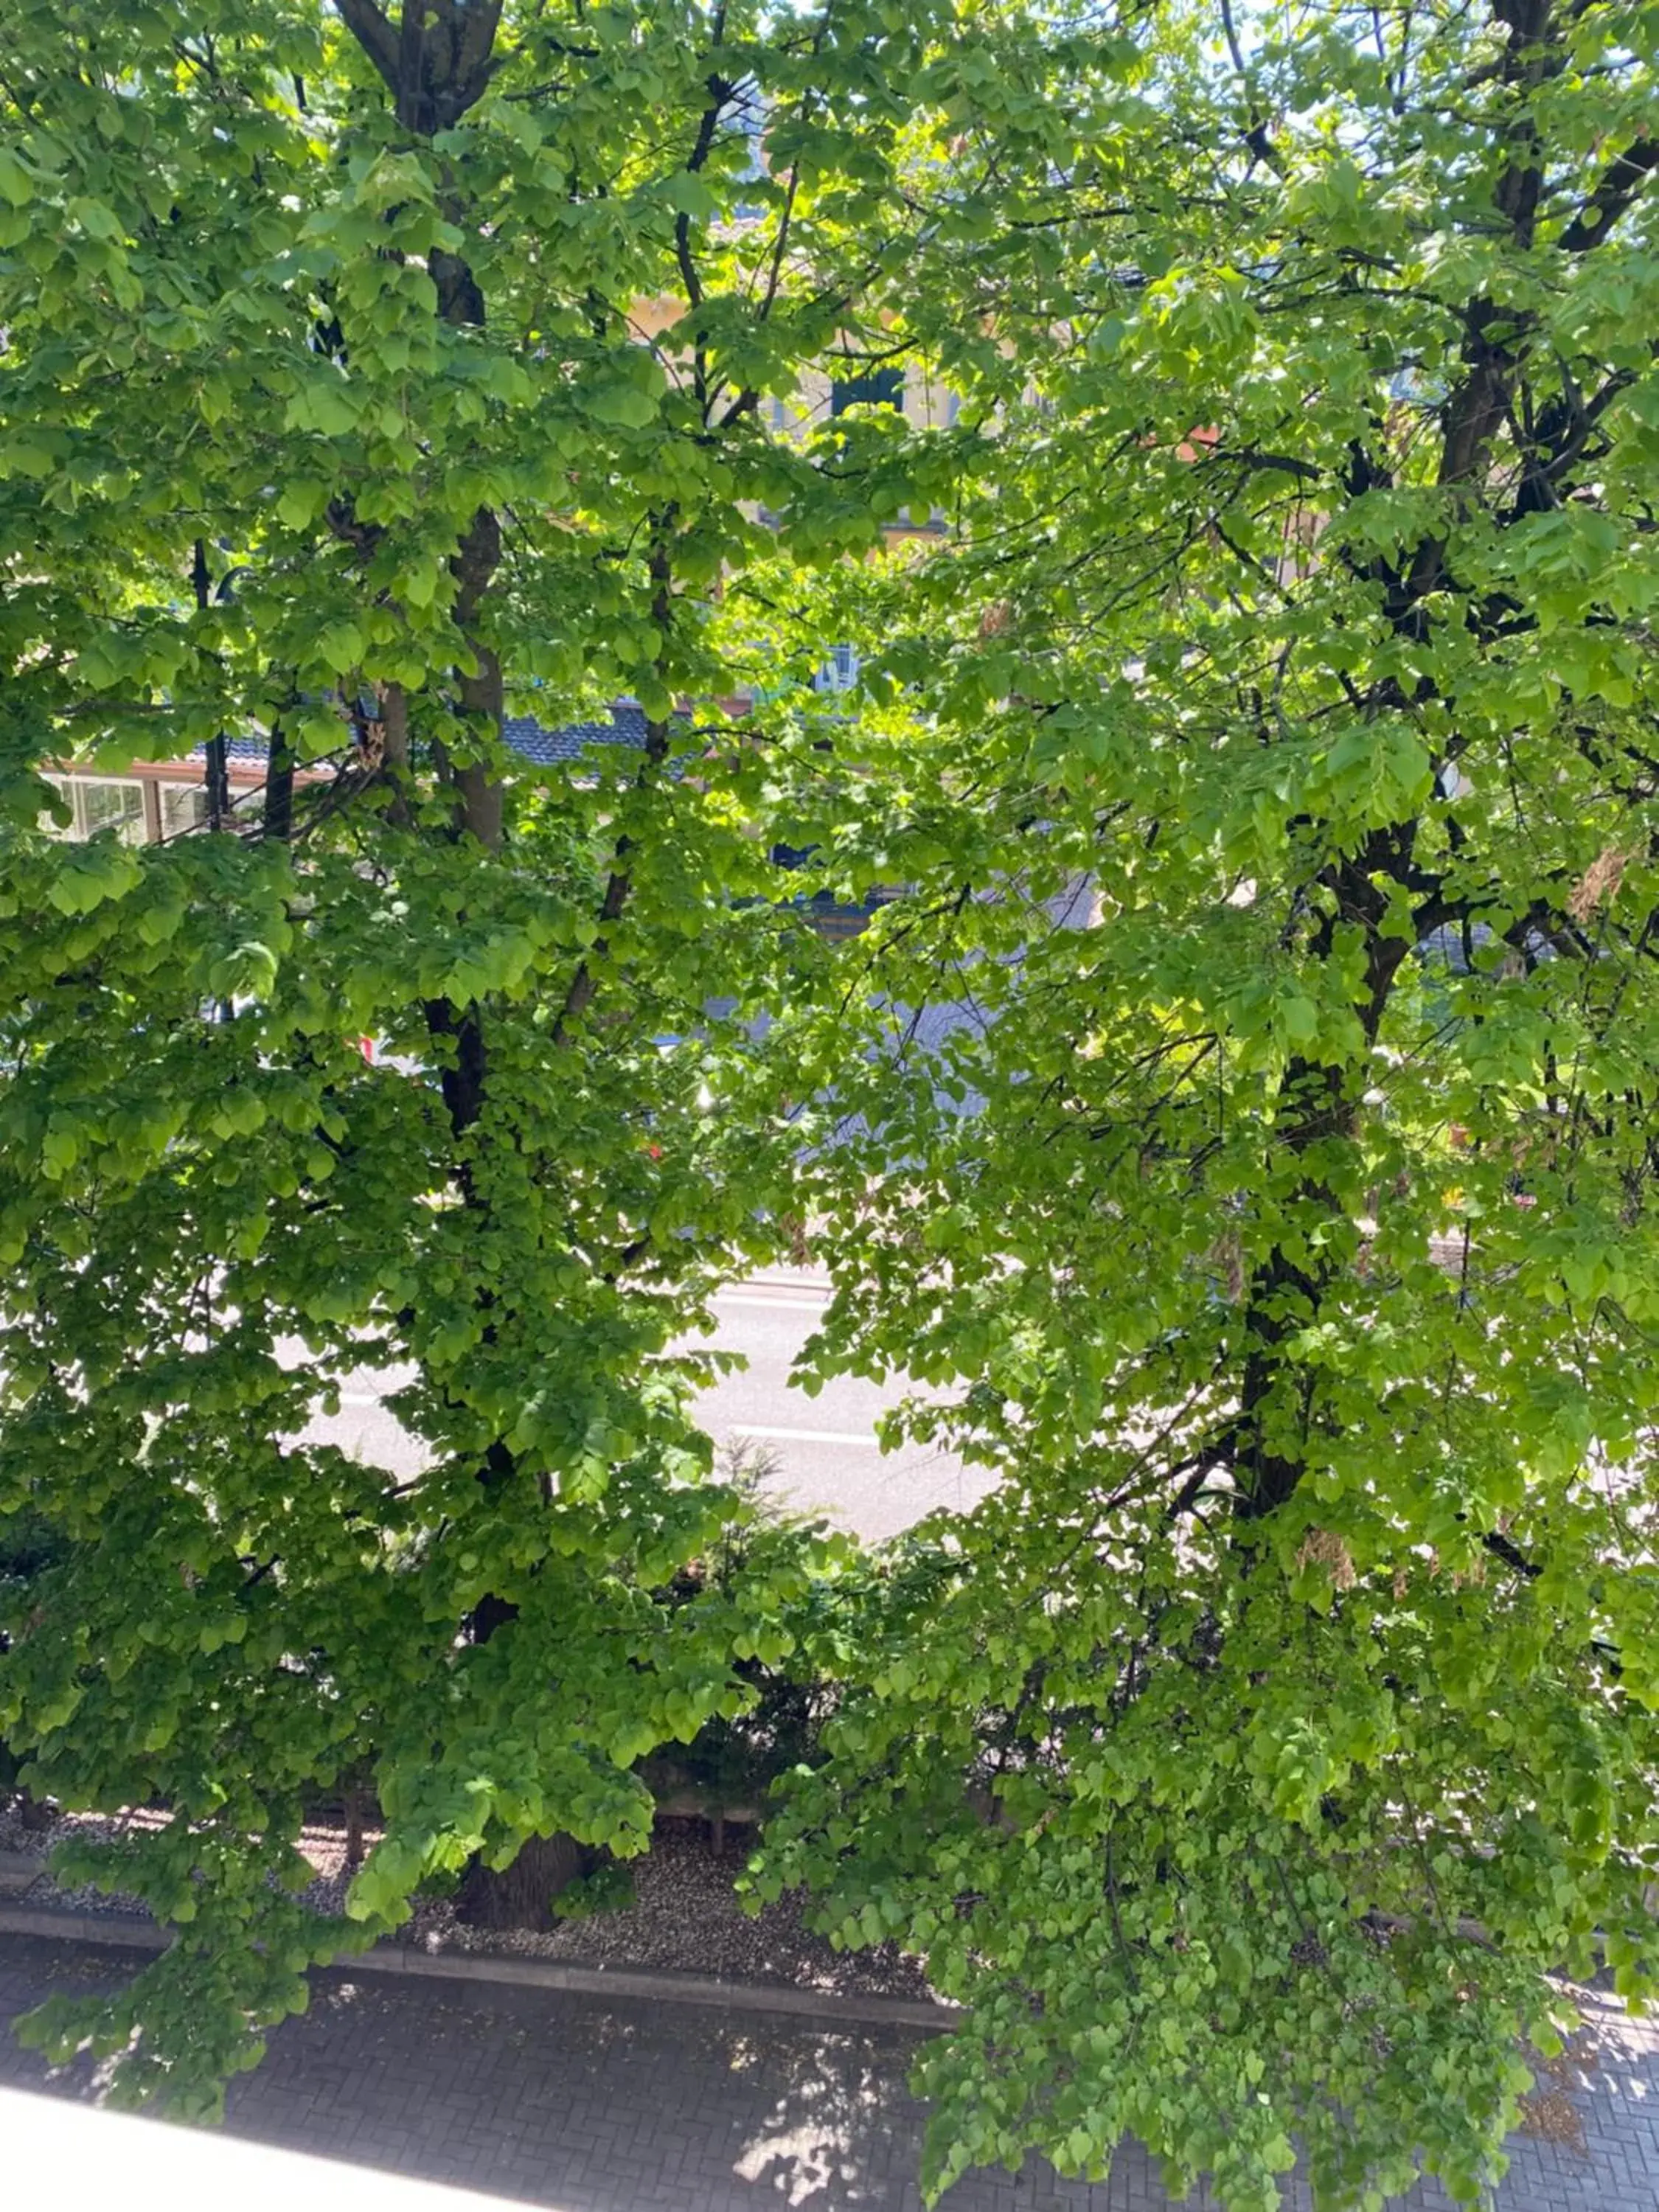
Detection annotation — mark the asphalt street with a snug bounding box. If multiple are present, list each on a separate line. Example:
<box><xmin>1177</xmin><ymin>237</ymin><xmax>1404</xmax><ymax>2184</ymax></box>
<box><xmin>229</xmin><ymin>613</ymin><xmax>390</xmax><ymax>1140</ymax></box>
<box><xmin>295</xmin><ymin>1272</ymin><xmax>990</xmax><ymax>1543</ymax></box>
<box><xmin>687</xmin><ymin>1275</ymin><xmax>990</xmax><ymax>1540</ymax></box>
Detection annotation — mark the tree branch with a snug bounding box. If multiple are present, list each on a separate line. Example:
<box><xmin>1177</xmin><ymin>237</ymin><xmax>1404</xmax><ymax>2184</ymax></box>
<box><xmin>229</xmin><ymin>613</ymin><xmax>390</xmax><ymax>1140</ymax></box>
<box><xmin>333</xmin><ymin>0</ymin><xmax>401</xmax><ymax>91</ymax></box>
<box><xmin>1558</xmin><ymin>135</ymin><xmax>1656</xmax><ymax>252</ymax></box>
<box><xmin>1219</xmin><ymin>0</ymin><xmax>1285</xmax><ymax>174</ymax></box>
<box><xmin>550</xmin><ymin>533</ymin><xmax>677</xmax><ymax>1045</ymax></box>
<box><xmin>1481</xmin><ymin>1527</ymin><xmax>1542</xmax><ymax>1580</ymax></box>
<box><xmin>453</xmin><ymin>0</ymin><xmax>506</xmax><ymax>96</ymax></box>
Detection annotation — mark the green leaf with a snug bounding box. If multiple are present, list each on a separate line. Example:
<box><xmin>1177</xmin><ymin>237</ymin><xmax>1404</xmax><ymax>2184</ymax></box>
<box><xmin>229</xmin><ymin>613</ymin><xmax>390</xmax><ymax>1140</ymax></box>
<box><xmin>586</xmin><ymin>380</ymin><xmax>659</xmax><ymax>428</ymax></box>
<box><xmin>276</xmin><ymin>481</ymin><xmax>328</xmax><ymax>531</ymax></box>
<box><xmin>317</xmin><ymin>620</ymin><xmax>366</xmax><ymax>672</ymax></box>
<box><xmin>285</xmin><ymin>378</ymin><xmax>360</xmax><ymax>436</ymax></box>
<box><xmin>0</xmin><ymin>148</ymin><xmax>34</xmax><ymax>206</ymax></box>
<box><xmin>67</xmin><ymin>195</ymin><xmax>122</xmax><ymax>240</ymax></box>
<box><xmin>44</xmin><ymin>843</ymin><xmax>142</xmax><ymax>916</ymax></box>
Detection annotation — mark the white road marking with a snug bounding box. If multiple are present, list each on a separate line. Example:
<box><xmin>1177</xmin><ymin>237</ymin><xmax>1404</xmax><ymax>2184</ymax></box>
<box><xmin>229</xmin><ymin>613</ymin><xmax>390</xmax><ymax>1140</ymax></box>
<box><xmin>711</xmin><ymin>1292</ymin><xmax>828</xmax><ymax>1312</ymax></box>
<box><xmin>325</xmin><ymin>1400</ymin><xmax>880</xmax><ymax>1451</ymax></box>
<box><xmin>326</xmin><ymin>1396</ymin><xmax>880</xmax><ymax>1458</ymax></box>
<box><xmin>712</xmin><ymin>1422</ymin><xmax>880</xmax><ymax>1447</ymax></box>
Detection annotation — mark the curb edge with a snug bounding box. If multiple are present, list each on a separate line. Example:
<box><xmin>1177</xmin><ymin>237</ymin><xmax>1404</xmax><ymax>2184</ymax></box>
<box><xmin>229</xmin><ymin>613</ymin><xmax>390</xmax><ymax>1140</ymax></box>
<box><xmin>0</xmin><ymin>1903</ymin><xmax>956</xmax><ymax>2034</ymax></box>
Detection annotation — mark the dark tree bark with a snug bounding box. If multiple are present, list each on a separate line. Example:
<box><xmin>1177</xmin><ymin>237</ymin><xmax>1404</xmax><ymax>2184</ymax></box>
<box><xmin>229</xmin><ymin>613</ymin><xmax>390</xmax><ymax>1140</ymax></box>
<box><xmin>16</xmin><ymin>1787</ymin><xmax>52</xmax><ymax>1834</ymax></box>
<box><xmin>455</xmin><ymin>1831</ymin><xmax>590</xmax><ymax>1930</ymax></box>
<box><xmin>263</xmin><ymin>718</ymin><xmax>293</xmax><ymax>843</ymax></box>
<box><xmin>1208</xmin><ymin>0</ymin><xmax>1562</xmax><ymax>1533</ymax></box>
<box><xmin>192</xmin><ymin>539</ymin><xmax>232</xmax><ymax>831</ymax></box>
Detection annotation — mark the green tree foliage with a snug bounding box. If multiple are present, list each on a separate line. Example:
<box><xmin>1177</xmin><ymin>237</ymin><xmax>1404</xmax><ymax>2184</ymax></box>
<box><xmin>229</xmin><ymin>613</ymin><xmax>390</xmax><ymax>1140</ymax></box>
<box><xmin>4</xmin><ymin>0</ymin><xmax>1658</xmax><ymax>2202</ymax></box>
<box><xmin>747</xmin><ymin>0</ymin><xmax>1659</xmax><ymax>2203</ymax></box>
<box><xmin>0</xmin><ymin>0</ymin><xmax>936</xmax><ymax>2112</ymax></box>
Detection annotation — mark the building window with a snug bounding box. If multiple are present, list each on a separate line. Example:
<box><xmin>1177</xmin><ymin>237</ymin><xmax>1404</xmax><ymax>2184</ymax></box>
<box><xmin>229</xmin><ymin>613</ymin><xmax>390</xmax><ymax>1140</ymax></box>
<box><xmin>813</xmin><ymin>644</ymin><xmax>860</xmax><ymax>695</ymax></box>
<box><xmin>158</xmin><ymin>782</ymin><xmax>210</xmax><ymax>840</ymax></box>
<box><xmin>730</xmin><ymin>78</ymin><xmax>768</xmax><ymax>219</ymax></box>
<box><xmin>41</xmin><ymin>774</ymin><xmax>147</xmax><ymax>845</ymax></box>
<box><xmin>731</xmin><ymin>79</ymin><xmax>767</xmax><ymax>182</ymax></box>
<box><xmin>830</xmin><ymin>366</ymin><xmax>905</xmax><ymax>417</ymax></box>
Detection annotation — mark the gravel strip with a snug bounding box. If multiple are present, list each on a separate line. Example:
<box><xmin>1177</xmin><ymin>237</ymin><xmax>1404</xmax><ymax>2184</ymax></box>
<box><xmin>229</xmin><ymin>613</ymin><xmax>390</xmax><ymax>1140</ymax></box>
<box><xmin>0</xmin><ymin>1805</ymin><xmax>355</xmax><ymax>1921</ymax></box>
<box><xmin>0</xmin><ymin>1804</ymin><xmax>931</xmax><ymax>2001</ymax></box>
<box><xmin>399</xmin><ymin>1826</ymin><xmax>932</xmax><ymax>1999</ymax></box>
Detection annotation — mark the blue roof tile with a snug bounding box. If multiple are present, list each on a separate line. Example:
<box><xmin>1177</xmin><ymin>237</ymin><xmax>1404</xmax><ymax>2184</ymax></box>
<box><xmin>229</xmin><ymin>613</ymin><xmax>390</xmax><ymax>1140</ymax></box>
<box><xmin>501</xmin><ymin>706</ymin><xmax>650</xmax><ymax>764</ymax></box>
<box><xmin>198</xmin><ymin>706</ymin><xmax>650</xmax><ymax>771</ymax></box>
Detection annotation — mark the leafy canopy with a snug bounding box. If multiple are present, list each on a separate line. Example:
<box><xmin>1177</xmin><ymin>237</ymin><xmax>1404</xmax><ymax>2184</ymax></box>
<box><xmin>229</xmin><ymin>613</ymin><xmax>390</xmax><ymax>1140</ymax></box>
<box><xmin>0</xmin><ymin>0</ymin><xmax>946</xmax><ymax>2112</ymax></box>
<box><xmin>2</xmin><ymin>0</ymin><xmax>1658</xmax><ymax>2205</ymax></box>
<box><xmin>748</xmin><ymin>0</ymin><xmax>1659</xmax><ymax>2205</ymax></box>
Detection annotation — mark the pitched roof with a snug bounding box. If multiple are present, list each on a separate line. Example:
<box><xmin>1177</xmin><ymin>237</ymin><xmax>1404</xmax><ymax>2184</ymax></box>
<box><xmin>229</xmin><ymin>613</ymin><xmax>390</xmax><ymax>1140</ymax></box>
<box><xmin>501</xmin><ymin>705</ymin><xmax>649</xmax><ymax>764</ymax></box>
<box><xmin>201</xmin><ymin>706</ymin><xmax>650</xmax><ymax>770</ymax></box>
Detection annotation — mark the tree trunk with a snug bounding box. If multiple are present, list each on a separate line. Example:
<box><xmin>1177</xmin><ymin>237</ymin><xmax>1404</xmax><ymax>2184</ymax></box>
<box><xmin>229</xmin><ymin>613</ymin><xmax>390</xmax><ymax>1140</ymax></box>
<box><xmin>16</xmin><ymin>1788</ymin><xmax>52</xmax><ymax>1834</ymax></box>
<box><xmin>455</xmin><ymin>1831</ymin><xmax>589</xmax><ymax>1930</ymax></box>
<box><xmin>264</xmin><ymin>719</ymin><xmax>294</xmax><ymax>843</ymax></box>
<box><xmin>332</xmin><ymin>0</ymin><xmax>602</xmax><ymax>1947</ymax></box>
<box><xmin>343</xmin><ymin>1784</ymin><xmax>367</xmax><ymax>1872</ymax></box>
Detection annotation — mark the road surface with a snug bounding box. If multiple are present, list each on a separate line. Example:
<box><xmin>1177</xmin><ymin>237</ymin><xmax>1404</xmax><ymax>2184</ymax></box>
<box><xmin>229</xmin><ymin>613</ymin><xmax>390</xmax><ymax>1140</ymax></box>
<box><xmin>688</xmin><ymin>1275</ymin><xmax>990</xmax><ymax>1540</ymax></box>
<box><xmin>297</xmin><ymin>1272</ymin><xmax>990</xmax><ymax>1543</ymax></box>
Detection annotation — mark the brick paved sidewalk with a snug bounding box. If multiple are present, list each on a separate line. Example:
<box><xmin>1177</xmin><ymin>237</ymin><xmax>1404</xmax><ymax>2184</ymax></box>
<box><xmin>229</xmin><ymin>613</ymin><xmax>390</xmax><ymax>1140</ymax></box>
<box><xmin>3</xmin><ymin>1935</ymin><xmax>1655</xmax><ymax>2211</ymax></box>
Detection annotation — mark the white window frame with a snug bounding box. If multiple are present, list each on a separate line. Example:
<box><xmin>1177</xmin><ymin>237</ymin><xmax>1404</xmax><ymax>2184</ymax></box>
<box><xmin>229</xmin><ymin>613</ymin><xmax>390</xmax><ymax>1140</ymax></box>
<box><xmin>41</xmin><ymin>773</ymin><xmax>149</xmax><ymax>845</ymax></box>
<box><xmin>813</xmin><ymin>644</ymin><xmax>860</xmax><ymax>695</ymax></box>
